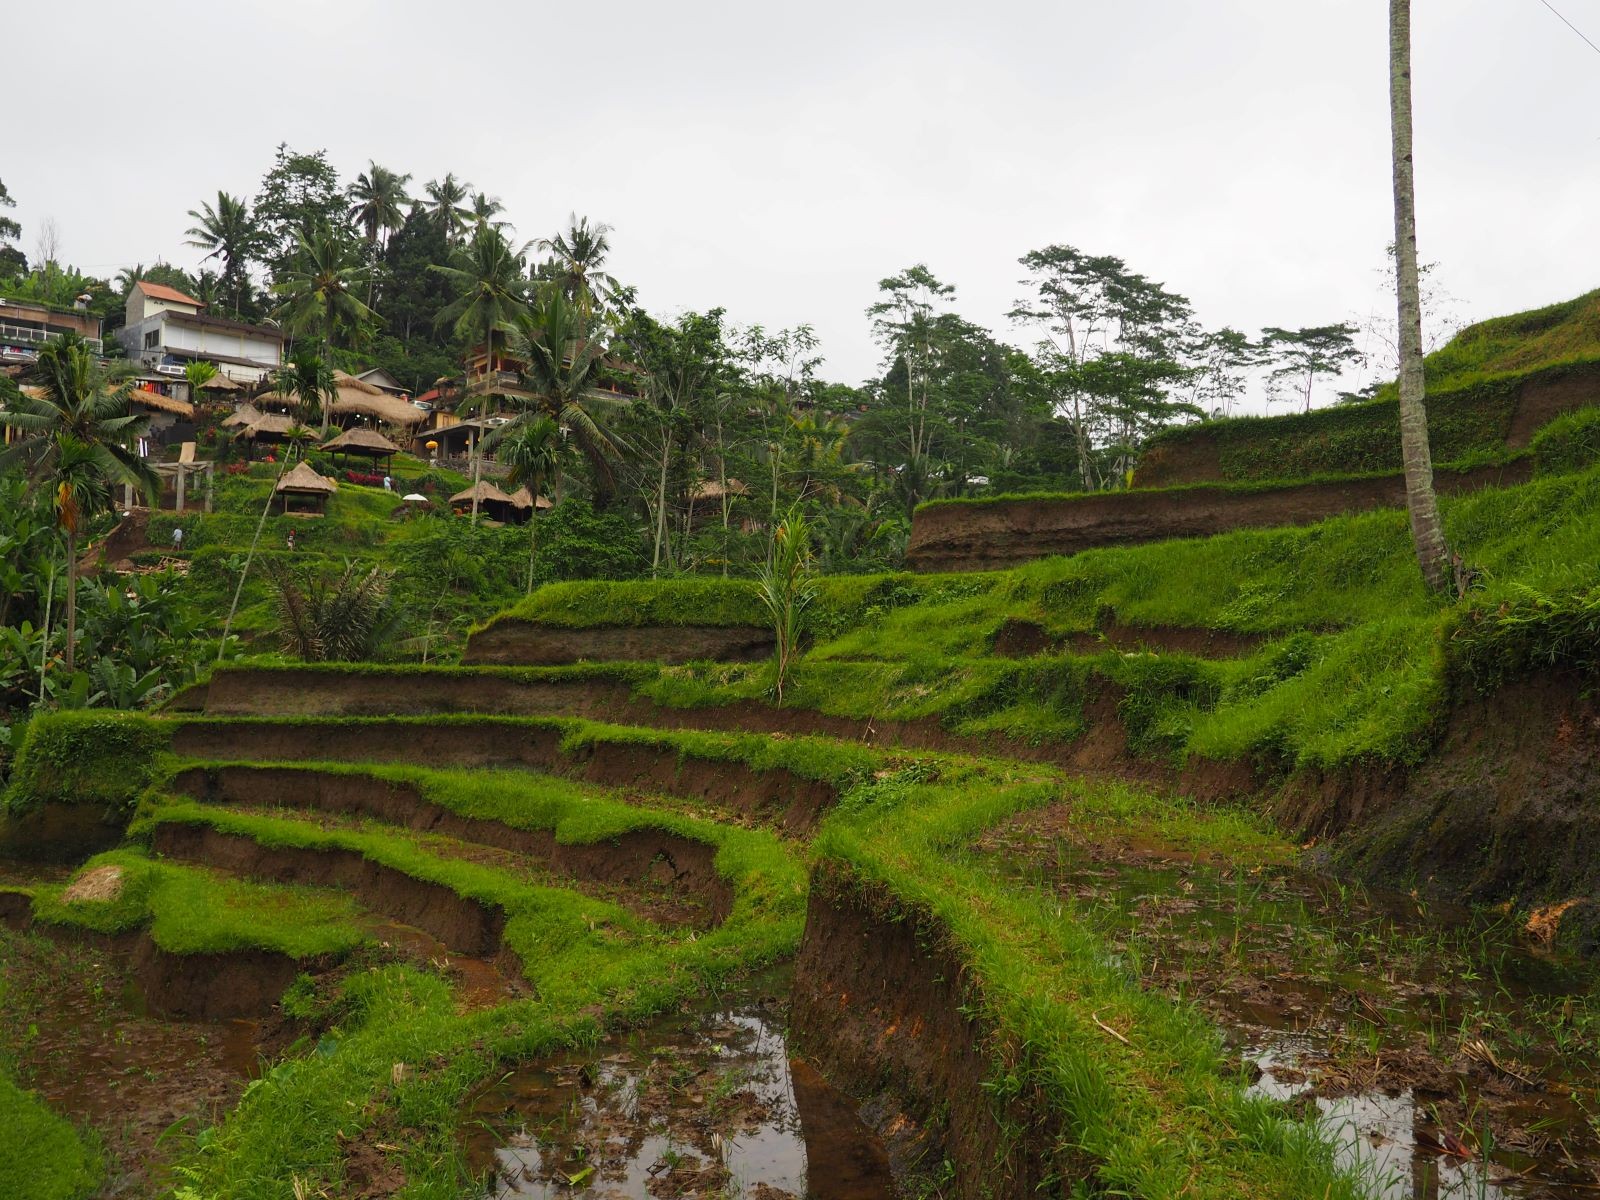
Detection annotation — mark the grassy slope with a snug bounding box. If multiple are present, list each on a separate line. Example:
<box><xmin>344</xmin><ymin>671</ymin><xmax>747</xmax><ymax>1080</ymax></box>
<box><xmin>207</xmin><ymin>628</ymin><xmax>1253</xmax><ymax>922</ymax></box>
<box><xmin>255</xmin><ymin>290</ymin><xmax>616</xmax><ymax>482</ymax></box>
<box><xmin>23</xmin><ymin>848</ymin><xmax>370</xmax><ymax>959</ymax></box>
<box><xmin>472</xmin><ymin>463</ymin><xmax>1600</xmax><ymax>770</ymax></box>
<box><xmin>0</xmin><ymin>1071</ymin><xmax>100</xmax><ymax>1200</ymax></box>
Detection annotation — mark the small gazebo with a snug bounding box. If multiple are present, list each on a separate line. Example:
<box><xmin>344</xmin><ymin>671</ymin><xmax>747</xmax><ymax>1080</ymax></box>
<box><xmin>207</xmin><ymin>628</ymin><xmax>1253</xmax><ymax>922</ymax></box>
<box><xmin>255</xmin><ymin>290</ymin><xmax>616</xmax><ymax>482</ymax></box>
<box><xmin>507</xmin><ymin>486</ymin><xmax>554</xmax><ymax>523</ymax></box>
<box><xmin>321</xmin><ymin>426</ymin><xmax>401</xmax><ymax>472</ymax></box>
<box><xmin>274</xmin><ymin>461</ymin><xmax>338</xmax><ymax>516</ymax></box>
<box><xmin>449</xmin><ymin>479</ymin><xmax>517</xmax><ymax>522</ymax></box>
<box><xmin>220</xmin><ymin>402</ymin><xmax>263</xmax><ymax>431</ymax></box>
<box><xmin>235</xmin><ymin>412</ymin><xmax>302</xmax><ymax>458</ymax></box>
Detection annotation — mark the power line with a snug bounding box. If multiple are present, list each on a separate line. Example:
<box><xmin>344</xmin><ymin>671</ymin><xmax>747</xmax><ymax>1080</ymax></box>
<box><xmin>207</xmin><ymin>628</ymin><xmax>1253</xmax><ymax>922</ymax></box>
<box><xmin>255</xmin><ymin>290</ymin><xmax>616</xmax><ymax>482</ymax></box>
<box><xmin>1536</xmin><ymin>0</ymin><xmax>1600</xmax><ymax>58</ymax></box>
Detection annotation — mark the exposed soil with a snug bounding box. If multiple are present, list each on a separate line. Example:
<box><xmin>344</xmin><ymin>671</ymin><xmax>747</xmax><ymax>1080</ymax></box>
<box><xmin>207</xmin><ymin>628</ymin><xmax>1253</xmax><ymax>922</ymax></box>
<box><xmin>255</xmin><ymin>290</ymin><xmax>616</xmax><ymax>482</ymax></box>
<box><xmin>0</xmin><ymin>924</ymin><xmax>267</xmax><ymax>1198</ymax></box>
<box><xmin>463</xmin><ymin>974</ymin><xmax>894</xmax><ymax>1200</ymax></box>
<box><xmin>149</xmin><ymin>821</ymin><xmax>508</xmax><ymax>958</ymax></box>
<box><xmin>992</xmin><ymin>617</ymin><xmax>1269</xmax><ymax>658</ymax></box>
<box><xmin>1506</xmin><ymin>371</ymin><xmax>1600</xmax><ymax>448</ymax></box>
<box><xmin>906</xmin><ymin>461</ymin><xmax>1532</xmax><ymax>573</ymax></box>
<box><xmin>974</xmin><ymin>809</ymin><xmax>1600</xmax><ymax>1198</ymax></box>
<box><xmin>168</xmin><ymin>718</ymin><xmax>839</xmax><ymax>836</ymax></box>
<box><xmin>464</xmin><ymin>620</ymin><xmax>775</xmax><ymax>666</ymax></box>
<box><xmin>0</xmin><ymin>801</ymin><xmax>130</xmax><ymax>863</ymax></box>
<box><xmin>789</xmin><ymin>864</ymin><xmax>1075</xmax><ymax>1200</ymax></box>
<box><xmin>199</xmin><ymin>667</ymin><xmax>640</xmax><ymax>719</ymax></box>
<box><xmin>171</xmin><ymin>765</ymin><xmax>734</xmax><ymax>929</ymax></box>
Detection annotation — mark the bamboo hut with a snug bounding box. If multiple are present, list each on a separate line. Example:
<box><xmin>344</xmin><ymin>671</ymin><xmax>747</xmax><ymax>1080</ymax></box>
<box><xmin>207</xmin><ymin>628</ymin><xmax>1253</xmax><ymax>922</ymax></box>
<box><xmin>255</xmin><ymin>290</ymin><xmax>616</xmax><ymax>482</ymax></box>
<box><xmin>274</xmin><ymin>461</ymin><xmax>338</xmax><ymax>516</ymax></box>
<box><xmin>449</xmin><ymin>479</ymin><xmax>518</xmax><ymax>522</ymax></box>
<box><xmin>321</xmin><ymin>426</ymin><xmax>401</xmax><ymax>471</ymax></box>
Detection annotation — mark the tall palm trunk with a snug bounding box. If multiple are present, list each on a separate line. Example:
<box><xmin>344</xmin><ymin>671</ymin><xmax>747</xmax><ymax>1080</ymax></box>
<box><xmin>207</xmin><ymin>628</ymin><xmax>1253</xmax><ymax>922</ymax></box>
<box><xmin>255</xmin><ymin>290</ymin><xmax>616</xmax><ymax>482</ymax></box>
<box><xmin>63</xmin><ymin>528</ymin><xmax>77</xmax><ymax>673</ymax></box>
<box><xmin>1390</xmin><ymin>0</ymin><xmax>1450</xmax><ymax>591</ymax></box>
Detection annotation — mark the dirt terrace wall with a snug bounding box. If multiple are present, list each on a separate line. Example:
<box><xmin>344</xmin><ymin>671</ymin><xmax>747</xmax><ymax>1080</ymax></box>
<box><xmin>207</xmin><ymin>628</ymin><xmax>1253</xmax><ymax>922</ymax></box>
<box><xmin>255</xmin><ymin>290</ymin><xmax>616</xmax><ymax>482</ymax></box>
<box><xmin>1133</xmin><ymin>367</ymin><xmax>1599</xmax><ymax>488</ymax></box>
<box><xmin>906</xmin><ymin>461</ymin><xmax>1530</xmax><ymax>573</ymax></box>
<box><xmin>463</xmin><ymin>620</ymin><xmax>774</xmax><ymax>666</ymax></box>
<box><xmin>170</xmin><ymin>765</ymin><xmax>733</xmax><ymax>929</ymax></box>
<box><xmin>791</xmin><ymin>865</ymin><xmax>1073</xmax><ymax>1199</ymax></box>
<box><xmin>151</xmin><ymin>821</ymin><xmax>507</xmax><ymax>957</ymax></box>
<box><xmin>167</xmin><ymin>718</ymin><xmax>838</xmax><ymax>836</ymax></box>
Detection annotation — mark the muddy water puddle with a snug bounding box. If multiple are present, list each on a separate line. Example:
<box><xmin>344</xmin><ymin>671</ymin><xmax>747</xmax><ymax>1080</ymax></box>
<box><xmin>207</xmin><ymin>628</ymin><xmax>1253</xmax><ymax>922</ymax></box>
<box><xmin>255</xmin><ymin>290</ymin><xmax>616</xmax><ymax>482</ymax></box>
<box><xmin>463</xmin><ymin>982</ymin><xmax>894</xmax><ymax>1200</ymax></box>
<box><xmin>977</xmin><ymin>813</ymin><xmax>1600</xmax><ymax>1198</ymax></box>
<box><xmin>0</xmin><ymin>925</ymin><xmax>263</xmax><ymax>1197</ymax></box>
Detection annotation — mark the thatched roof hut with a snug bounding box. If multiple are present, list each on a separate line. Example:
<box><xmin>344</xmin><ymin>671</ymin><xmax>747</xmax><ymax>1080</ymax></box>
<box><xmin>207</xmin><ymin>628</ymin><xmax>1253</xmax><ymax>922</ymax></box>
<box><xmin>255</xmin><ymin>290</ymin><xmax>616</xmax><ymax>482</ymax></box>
<box><xmin>327</xmin><ymin>388</ymin><xmax>427</xmax><ymax>428</ymax></box>
<box><xmin>274</xmin><ymin>461</ymin><xmax>338</xmax><ymax>515</ymax></box>
<box><xmin>129</xmin><ymin>387</ymin><xmax>195</xmax><ymax>419</ymax></box>
<box><xmin>449</xmin><ymin>479</ymin><xmax>522</xmax><ymax>522</ymax></box>
<box><xmin>507</xmin><ymin>486</ymin><xmax>554</xmax><ymax>512</ymax></box>
<box><xmin>322</xmin><ymin>426</ymin><xmax>401</xmax><ymax>463</ymax></box>
<box><xmin>220</xmin><ymin>402</ymin><xmax>262</xmax><ymax>429</ymax></box>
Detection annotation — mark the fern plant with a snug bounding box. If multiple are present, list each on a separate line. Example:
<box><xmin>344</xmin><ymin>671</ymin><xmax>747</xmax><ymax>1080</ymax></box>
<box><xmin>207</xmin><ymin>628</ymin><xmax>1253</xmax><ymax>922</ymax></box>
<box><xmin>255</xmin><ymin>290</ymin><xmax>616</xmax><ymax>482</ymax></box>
<box><xmin>270</xmin><ymin>560</ymin><xmax>395</xmax><ymax>662</ymax></box>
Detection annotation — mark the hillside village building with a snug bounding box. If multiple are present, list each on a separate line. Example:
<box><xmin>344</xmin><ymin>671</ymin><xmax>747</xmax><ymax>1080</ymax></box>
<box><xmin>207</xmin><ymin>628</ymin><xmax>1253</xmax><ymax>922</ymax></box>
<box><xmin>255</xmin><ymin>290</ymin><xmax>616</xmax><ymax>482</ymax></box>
<box><xmin>117</xmin><ymin>281</ymin><xmax>283</xmax><ymax>385</ymax></box>
<box><xmin>0</xmin><ymin>296</ymin><xmax>103</xmax><ymax>364</ymax></box>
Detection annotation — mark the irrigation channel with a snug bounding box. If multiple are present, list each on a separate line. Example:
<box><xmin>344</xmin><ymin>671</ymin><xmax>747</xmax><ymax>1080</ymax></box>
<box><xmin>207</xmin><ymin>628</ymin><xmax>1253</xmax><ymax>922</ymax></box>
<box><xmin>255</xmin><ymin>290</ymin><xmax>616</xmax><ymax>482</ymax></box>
<box><xmin>461</xmin><ymin>973</ymin><xmax>894</xmax><ymax>1200</ymax></box>
<box><xmin>976</xmin><ymin>808</ymin><xmax>1600</xmax><ymax>1200</ymax></box>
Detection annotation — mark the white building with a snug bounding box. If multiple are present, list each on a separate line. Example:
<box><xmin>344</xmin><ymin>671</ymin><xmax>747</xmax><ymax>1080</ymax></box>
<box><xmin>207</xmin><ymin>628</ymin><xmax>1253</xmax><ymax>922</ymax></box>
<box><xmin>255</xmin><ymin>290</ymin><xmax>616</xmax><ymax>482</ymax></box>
<box><xmin>118</xmin><ymin>281</ymin><xmax>284</xmax><ymax>385</ymax></box>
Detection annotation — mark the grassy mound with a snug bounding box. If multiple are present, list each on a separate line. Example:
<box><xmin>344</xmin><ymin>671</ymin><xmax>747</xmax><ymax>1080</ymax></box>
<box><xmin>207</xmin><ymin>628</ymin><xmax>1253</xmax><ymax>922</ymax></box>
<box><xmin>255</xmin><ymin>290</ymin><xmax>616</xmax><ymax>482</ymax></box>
<box><xmin>0</xmin><ymin>1071</ymin><xmax>100</xmax><ymax>1200</ymax></box>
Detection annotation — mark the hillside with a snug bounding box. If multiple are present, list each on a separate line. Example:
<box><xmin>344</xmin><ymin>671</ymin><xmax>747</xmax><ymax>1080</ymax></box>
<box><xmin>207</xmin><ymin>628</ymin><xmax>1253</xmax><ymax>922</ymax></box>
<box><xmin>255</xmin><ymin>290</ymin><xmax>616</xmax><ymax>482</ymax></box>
<box><xmin>1134</xmin><ymin>288</ymin><xmax>1600</xmax><ymax>488</ymax></box>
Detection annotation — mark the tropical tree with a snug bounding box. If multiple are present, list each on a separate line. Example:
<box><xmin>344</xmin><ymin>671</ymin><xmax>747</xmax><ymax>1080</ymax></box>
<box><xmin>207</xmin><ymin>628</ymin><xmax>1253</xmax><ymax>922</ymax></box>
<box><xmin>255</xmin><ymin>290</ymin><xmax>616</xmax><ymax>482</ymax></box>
<box><xmin>270</xmin><ymin>560</ymin><xmax>395</xmax><ymax>662</ymax></box>
<box><xmin>0</xmin><ymin>337</ymin><xmax>156</xmax><ymax>671</ymax></box>
<box><xmin>432</xmin><ymin>226</ymin><xmax>531</xmax><ymax>519</ymax></box>
<box><xmin>422</xmin><ymin>174</ymin><xmax>474</xmax><ymax>246</ymax></box>
<box><xmin>347</xmin><ymin>163</ymin><xmax>413</xmax><ymax>250</ymax></box>
<box><xmin>279</xmin><ymin>346</ymin><xmax>336</xmax><ymax>437</ymax></box>
<box><xmin>489</xmin><ymin>415</ymin><xmax>566</xmax><ymax>591</ymax></box>
<box><xmin>1389</xmin><ymin>0</ymin><xmax>1450</xmax><ymax>591</ymax></box>
<box><xmin>510</xmin><ymin>290</ymin><xmax>629</xmax><ymax>503</ymax></box>
<box><xmin>1261</xmin><ymin>324</ymin><xmax>1364</xmax><ymax>413</ymax></box>
<box><xmin>470</xmin><ymin>192</ymin><xmax>509</xmax><ymax>234</ymax></box>
<box><xmin>756</xmin><ymin>510</ymin><xmax>816</xmax><ymax>706</ymax></box>
<box><xmin>185</xmin><ymin>191</ymin><xmax>260</xmax><ymax>314</ymax></box>
<box><xmin>272</xmin><ymin>224</ymin><xmax>378</xmax><ymax>360</ymax></box>
<box><xmin>183</xmin><ymin>359</ymin><xmax>218</xmax><ymax>406</ymax></box>
<box><xmin>534</xmin><ymin>215</ymin><xmax>622</xmax><ymax>316</ymax></box>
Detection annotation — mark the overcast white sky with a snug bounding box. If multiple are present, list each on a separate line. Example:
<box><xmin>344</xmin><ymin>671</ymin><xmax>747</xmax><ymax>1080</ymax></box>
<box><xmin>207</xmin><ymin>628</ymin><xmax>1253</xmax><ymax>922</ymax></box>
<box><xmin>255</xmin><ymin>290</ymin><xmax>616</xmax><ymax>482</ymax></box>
<box><xmin>6</xmin><ymin>0</ymin><xmax>1599</xmax><ymax>402</ymax></box>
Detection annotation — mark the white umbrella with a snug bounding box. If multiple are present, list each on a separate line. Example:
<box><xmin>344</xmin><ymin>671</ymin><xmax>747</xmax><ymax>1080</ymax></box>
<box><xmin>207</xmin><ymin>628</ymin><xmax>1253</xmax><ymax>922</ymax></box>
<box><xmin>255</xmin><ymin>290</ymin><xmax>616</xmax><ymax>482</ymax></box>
<box><xmin>401</xmin><ymin>493</ymin><xmax>429</xmax><ymax>502</ymax></box>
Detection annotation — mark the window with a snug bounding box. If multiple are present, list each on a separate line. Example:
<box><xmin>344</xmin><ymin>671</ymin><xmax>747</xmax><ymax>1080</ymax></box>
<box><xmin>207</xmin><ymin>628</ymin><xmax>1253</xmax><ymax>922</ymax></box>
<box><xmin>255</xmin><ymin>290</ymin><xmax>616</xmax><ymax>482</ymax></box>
<box><xmin>143</xmin><ymin>330</ymin><xmax>160</xmax><ymax>350</ymax></box>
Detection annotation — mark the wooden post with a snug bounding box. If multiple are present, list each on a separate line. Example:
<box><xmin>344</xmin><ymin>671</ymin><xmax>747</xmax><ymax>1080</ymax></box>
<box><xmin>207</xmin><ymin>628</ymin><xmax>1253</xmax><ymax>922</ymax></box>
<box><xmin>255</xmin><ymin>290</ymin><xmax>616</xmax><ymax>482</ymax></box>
<box><xmin>204</xmin><ymin>463</ymin><xmax>214</xmax><ymax>513</ymax></box>
<box><xmin>175</xmin><ymin>465</ymin><xmax>186</xmax><ymax>513</ymax></box>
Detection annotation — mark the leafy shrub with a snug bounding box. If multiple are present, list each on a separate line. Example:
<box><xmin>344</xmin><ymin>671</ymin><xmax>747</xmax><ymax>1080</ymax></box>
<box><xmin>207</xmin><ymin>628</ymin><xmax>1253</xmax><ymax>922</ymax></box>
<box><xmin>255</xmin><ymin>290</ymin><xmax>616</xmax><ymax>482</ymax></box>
<box><xmin>3</xmin><ymin>710</ymin><xmax>165</xmax><ymax>816</ymax></box>
<box><xmin>1447</xmin><ymin>584</ymin><xmax>1600</xmax><ymax>692</ymax></box>
<box><xmin>1531</xmin><ymin>407</ymin><xmax>1600</xmax><ymax>477</ymax></box>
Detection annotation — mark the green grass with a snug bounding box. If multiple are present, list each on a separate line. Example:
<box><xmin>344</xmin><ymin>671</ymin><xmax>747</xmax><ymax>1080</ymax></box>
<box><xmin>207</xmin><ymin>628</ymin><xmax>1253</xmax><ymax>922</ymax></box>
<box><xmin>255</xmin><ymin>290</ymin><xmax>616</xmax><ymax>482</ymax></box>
<box><xmin>0</xmin><ymin>1070</ymin><xmax>100</xmax><ymax>1200</ymax></box>
<box><xmin>27</xmin><ymin>848</ymin><xmax>369</xmax><ymax>959</ymax></box>
<box><xmin>812</xmin><ymin>761</ymin><xmax>1365</xmax><ymax>1200</ymax></box>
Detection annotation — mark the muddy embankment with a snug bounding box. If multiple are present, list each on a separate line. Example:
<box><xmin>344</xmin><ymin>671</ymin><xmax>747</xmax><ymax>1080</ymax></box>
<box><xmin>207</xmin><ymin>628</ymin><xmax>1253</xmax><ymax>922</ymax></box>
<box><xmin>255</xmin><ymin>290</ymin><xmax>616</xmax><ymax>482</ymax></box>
<box><xmin>150</xmin><ymin>821</ymin><xmax>508</xmax><ymax>958</ymax></box>
<box><xmin>0</xmin><ymin>897</ymin><xmax>306</xmax><ymax>1020</ymax></box>
<box><xmin>463</xmin><ymin>619</ymin><xmax>774</xmax><ymax>666</ymax></box>
<box><xmin>790</xmin><ymin>865</ymin><xmax>1074</xmax><ymax>1199</ymax></box>
<box><xmin>906</xmin><ymin>461</ymin><xmax>1531</xmax><ymax>573</ymax></box>
<box><xmin>170</xmin><ymin>765</ymin><xmax>733</xmax><ymax>928</ymax></box>
<box><xmin>168</xmin><ymin>717</ymin><xmax>837</xmax><ymax>835</ymax></box>
<box><xmin>991</xmin><ymin>617</ymin><xmax>1268</xmax><ymax>658</ymax></box>
<box><xmin>0</xmin><ymin>802</ymin><xmax>130</xmax><ymax>862</ymax></box>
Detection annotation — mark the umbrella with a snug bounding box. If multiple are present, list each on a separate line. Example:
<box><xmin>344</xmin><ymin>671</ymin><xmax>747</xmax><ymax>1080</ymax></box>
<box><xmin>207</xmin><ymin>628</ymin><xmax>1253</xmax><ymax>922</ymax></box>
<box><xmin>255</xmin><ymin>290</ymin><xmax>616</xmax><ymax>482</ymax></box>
<box><xmin>401</xmin><ymin>493</ymin><xmax>429</xmax><ymax>502</ymax></box>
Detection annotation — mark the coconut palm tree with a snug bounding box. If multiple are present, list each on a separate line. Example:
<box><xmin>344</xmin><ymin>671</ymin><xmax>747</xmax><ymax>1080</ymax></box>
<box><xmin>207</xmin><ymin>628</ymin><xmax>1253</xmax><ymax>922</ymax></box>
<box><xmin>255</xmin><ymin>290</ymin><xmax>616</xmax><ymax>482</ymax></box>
<box><xmin>348</xmin><ymin>163</ymin><xmax>413</xmax><ymax>251</ymax></box>
<box><xmin>115</xmin><ymin>263</ymin><xmax>147</xmax><ymax>296</ymax></box>
<box><xmin>272</xmin><ymin>224</ymin><xmax>378</xmax><ymax>363</ymax></box>
<box><xmin>510</xmin><ymin>289</ymin><xmax>629</xmax><ymax>502</ymax></box>
<box><xmin>0</xmin><ymin>337</ymin><xmax>157</xmax><ymax>671</ymax></box>
<box><xmin>278</xmin><ymin>346</ymin><xmax>336</xmax><ymax>437</ymax></box>
<box><xmin>185</xmin><ymin>192</ymin><xmax>260</xmax><ymax>315</ymax></box>
<box><xmin>1389</xmin><ymin>0</ymin><xmax>1450</xmax><ymax>592</ymax></box>
<box><xmin>183</xmin><ymin>359</ymin><xmax>218</xmax><ymax>408</ymax></box>
<box><xmin>432</xmin><ymin>226</ymin><xmax>531</xmax><ymax>520</ymax></box>
<box><xmin>488</xmin><ymin>415</ymin><xmax>566</xmax><ymax>592</ymax></box>
<box><xmin>533</xmin><ymin>214</ymin><xmax>622</xmax><ymax>316</ymax></box>
<box><xmin>470</xmin><ymin>192</ymin><xmax>510</xmax><ymax>234</ymax></box>
<box><xmin>422</xmin><ymin>174</ymin><xmax>474</xmax><ymax>246</ymax></box>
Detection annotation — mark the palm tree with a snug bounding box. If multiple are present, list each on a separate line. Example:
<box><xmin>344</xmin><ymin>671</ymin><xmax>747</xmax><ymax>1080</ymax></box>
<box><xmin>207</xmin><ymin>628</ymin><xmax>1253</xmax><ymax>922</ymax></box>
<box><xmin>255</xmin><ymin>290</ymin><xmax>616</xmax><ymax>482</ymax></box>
<box><xmin>1389</xmin><ymin>0</ymin><xmax>1450</xmax><ymax>592</ymax></box>
<box><xmin>422</xmin><ymin>174</ymin><xmax>474</xmax><ymax>246</ymax></box>
<box><xmin>470</xmin><ymin>192</ymin><xmax>509</xmax><ymax>234</ymax></box>
<box><xmin>272</xmin><ymin>224</ymin><xmax>378</xmax><ymax>370</ymax></box>
<box><xmin>115</xmin><ymin>263</ymin><xmax>147</xmax><ymax>296</ymax></box>
<box><xmin>278</xmin><ymin>346</ymin><xmax>336</xmax><ymax>437</ymax></box>
<box><xmin>510</xmin><ymin>289</ymin><xmax>629</xmax><ymax>502</ymax></box>
<box><xmin>488</xmin><ymin>415</ymin><xmax>565</xmax><ymax>592</ymax></box>
<box><xmin>0</xmin><ymin>337</ymin><xmax>157</xmax><ymax>671</ymax></box>
<box><xmin>432</xmin><ymin>226</ymin><xmax>530</xmax><ymax>520</ymax></box>
<box><xmin>185</xmin><ymin>192</ymin><xmax>260</xmax><ymax>315</ymax></box>
<box><xmin>183</xmin><ymin>359</ymin><xmax>218</xmax><ymax>407</ymax></box>
<box><xmin>533</xmin><ymin>214</ymin><xmax>621</xmax><ymax>316</ymax></box>
<box><xmin>348</xmin><ymin>163</ymin><xmax>413</xmax><ymax>251</ymax></box>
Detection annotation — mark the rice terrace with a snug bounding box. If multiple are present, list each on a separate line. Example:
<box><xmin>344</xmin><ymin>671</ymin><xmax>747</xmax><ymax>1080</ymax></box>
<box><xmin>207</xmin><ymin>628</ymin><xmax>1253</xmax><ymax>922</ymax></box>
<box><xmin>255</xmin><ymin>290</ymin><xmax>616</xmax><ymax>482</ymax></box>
<box><xmin>4</xmin><ymin>3</ymin><xmax>1600</xmax><ymax>1199</ymax></box>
